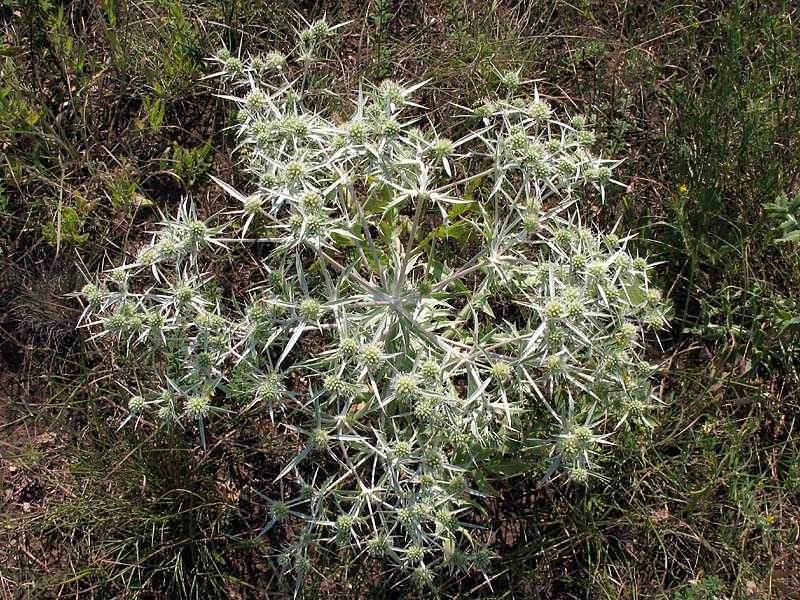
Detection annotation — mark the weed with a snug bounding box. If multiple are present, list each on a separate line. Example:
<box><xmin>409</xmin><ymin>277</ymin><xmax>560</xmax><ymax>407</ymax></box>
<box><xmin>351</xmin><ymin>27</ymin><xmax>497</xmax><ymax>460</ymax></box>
<box><xmin>76</xmin><ymin>19</ymin><xmax>670</xmax><ymax>593</ymax></box>
<box><xmin>2</xmin><ymin>1</ymin><xmax>799</xmax><ymax>598</ymax></box>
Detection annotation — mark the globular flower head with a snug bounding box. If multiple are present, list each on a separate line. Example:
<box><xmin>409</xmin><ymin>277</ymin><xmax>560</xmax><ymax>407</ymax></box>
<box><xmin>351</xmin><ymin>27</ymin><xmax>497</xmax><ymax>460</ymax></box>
<box><xmin>309</xmin><ymin>428</ymin><xmax>330</xmax><ymax>449</ymax></box>
<box><xmin>557</xmin><ymin>435</ymin><xmax>580</xmax><ymax>458</ymax></box>
<box><xmin>288</xmin><ymin>212</ymin><xmax>304</xmax><ymax>231</ymax></box>
<box><xmin>298</xmin><ymin>27</ymin><xmax>315</xmax><ymax>44</ymax></box>
<box><xmin>546</xmin><ymin>138</ymin><xmax>562</xmax><ymax>154</ymax></box>
<box><xmin>624</xmin><ymin>396</ymin><xmax>648</xmax><ymax>417</ymax></box>
<box><xmin>545</xmin><ymin>300</ymin><xmax>566</xmax><ymax>321</ymax></box>
<box><xmin>394</xmin><ymin>373</ymin><xmax>420</xmax><ymax>402</ymax></box>
<box><xmin>158</xmin><ymin>235</ymin><xmax>183</xmax><ymax>261</ymax></box>
<box><xmin>245</xmin><ymin>90</ymin><xmax>268</xmax><ymax>113</ymax></box>
<box><xmin>474</xmin><ymin>99</ymin><xmax>495</xmax><ymax>118</ymax></box>
<box><xmin>104</xmin><ymin>313</ymin><xmax>127</xmax><ymax>332</ymax></box>
<box><xmin>336</xmin><ymin>513</ymin><xmax>356</xmax><ymax>532</ymax></box>
<box><xmin>522</xmin><ymin>211</ymin><xmax>542</xmax><ymax>234</ymax></box>
<box><xmin>573</xmin><ymin>425</ymin><xmax>593</xmax><ymax>443</ymax></box>
<box><xmin>525</xmin><ymin>142</ymin><xmax>545</xmax><ymax>163</ymax></box>
<box><xmin>277</xmin><ymin>551</ymin><xmax>293</xmax><ymax>570</ymax></box>
<box><xmin>81</xmin><ymin>282</ymin><xmax>97</xmax><ymax>298</ymax></box>
<box><xmin>636</xmin><ymin>360</ymin><xmax>653</xmax><ymax>376</ymax></box>
<box><xmin>285</xmin><ymin>159</ymin><xmax>307</xmax><ymax>182</ymax></box>
<box><xmin>270</xmin><ymin>500</ymin><xmax>290</xmax><ymax>522</ymax></box>
<box><xmin>420</xmin><ymin>360</ymin><xmax>440</xmax><ymax>382</ymax></box>
<box><xmin>396</xmin><ymin>505</ymin><xmax>416</xmax><ymax>524</ymax></box>
<box><xmin>305</xmin><ymin>213</ymin><xmax>328</xmax><ymax>237</ymax></box>
<box><xmin>643</xmin><ymin>309</ymin><xmax>665</xmax><ymax>328</ymax></box>
<box><xmin>606</xmin><ymin>349</ymin><xmax>628</xmax><ymax>371</ymax></box>
<box><xmin>646</xmin><ymin>288</ymin><xmax>663</xmax><ymax>306</ymax></box>
<box><xmin>575</xmin><ymin>128</ymin><xmax>596</xmax><ymax>147</ymax></box>
<box><xmin>616</xmin><ymin>321</ymin><xmax>638</xmax><ymax>346</ymax></box>
<box><xmin>137</xmin><ymin>245</ymin><xmax>159</xmax><ymax>267</ymax></box>
<box><xmin>596</xmin><ymin>166</ymin><xmax>612</xmax><ymax>184</ymax></box>
<box><xmin>571</xmin><ymin>253</ymin><xmax>588</xmax><ymax>271</ymax></box>
<box><xmin>223</xmin><ymin>56</ymin><xmax>243</xmax><ymax>75</ymax></box>
<box><xmin>529</xmin><ymin>99</ymin><xmax>551</xmax><ymax>122</ymax></box>
<box><xmin>359</xmin><ymin>343</ymin><xmax>382</xmax><ymax>368</ymax></box>
<box><xmin>554</xmin><ymin>228</ymin><xmax>573</xmax><ymax>247</ymax></box>
<box><xmin>500</xmin><ymin>70</ymin><xmax>521</xmax><ymax>88</ymax></box>
<box><xmin>128</xmin><ymin>395</ymin><xmax>147</xmax><ymax>413</ymax></box>
<box><xmin>185</xmin><ymin>395</ymin><xmax>211</xmax><ymax>420</ymax></box>
<box><xmin>305</xmin><ymin>214</ymin><xmax>326</xmax><ymax>237</ymax></box>
<box><xmin>413</xmin><ymin>398</ymin><xmax>435</xmax><ymax>420</ymax></box>
<box><xmin>382</xmin><ymin>118</ymin><xmax>401</xmax><ymax>138</ymax></box>
<box><xmin>474</xmin><ymin>547</ymin><xmax>492</xmax><ymax>571</ymax></box>
<box><xmin>423</xmin><ymin>448</ymin><xmax>447</xmax><ymax>470</ymax></box>
<box><xmin>146</xmin><ymin>311</ymin><xmax>164</xmax><ymax>329</ymax></box>
<box><xmin>571</xmin><ymin>114</ymin><xmax>588</xmax><ymax>129</ymax></box>
<box><xmin>379</xmin><ymin>79</ymin><xmax>406</xmax><ymax>105</ymax></box>
<box><xmin>530</xmin><ymin>158</ymin><xmax>551</xmax><ymax>178</ymax></box>
<box><xmin>294</xmin><ymin>555</ymin><xmax>312</xmax><ymax>576</ymax></box>
<box><xmin>411</xmin><ymin>565</ymin><xmax>432</xmax><ymax>587</ymax></box>
<box><xmin>298</xmin><ymin>298</ymin><xmax>322</xmax><ymax>321</ymax></box>
<box><xmin>324</xmin><ymin>375</ymin><xmax>347</xmax><ymax>397</ymax></box>
<box><xmin>109</xmin><ymin>268</ymin><xmax>128</xmax><ymax>286</ymax></box>
<box><xmin>546</xmin><ymin>354</ymin><xmax>566</xmax><ymax>373</ymax></box>
<box><xmin>301</xmin><ymin>191</ymin><xmax>323</xmax><ymax>213</ymax></box>
<box><xmin>556</xmin><ymin>157</ymin><xmax>576</xmax><ymax>179</ymax></box>
<box><xmin>82</xmin><ymin>283</ymin><xmax>105</xmax><ymax>307</ymax></box>
<box><xmin>604</xmin><ymin>232</ymin><xmax>620</xmax><ymax>248</ymax></box>
<box><xmin>430</xmin><ymin>137</ymin><xmax>455</xmax><ymax>158</ymax></box>
<box><xmin>249</xmin><ymin>55</ymin><xmax>266</xmax><ymax>73</ymax></box>
<box><xmin>299</xmin><ymin>483</ymin><xmax>316</xmax><ymax>500</ymax></box>
<box><xmin>187</xmin><ymin>219</ymin><xmax>208</xmax><ymax>243</ymax></box>
<box><xmin>393</xmin><ymin>440</ymin><xmax>413</xmax><ymax>459</ymax></box>
<box><xmin>242</xmin><ymin>194</ymin><xmax>263</xmax><ymax>215</ymax></box>
<box><xmin>566</xmin><ymin>299</ymin><xmax>584</xmax><ymax>319</ymax></box>
<box><xmin>310</xmin><ymin>19</ymin><xmax>333</xmax><ymax>40</ymax></box>
<box><xmin>157</xmin><ymin>403</ymin><xmax>174</xmax><ymax>422</ymax></box>
<box><xmin>367</xmin><ymin>534</ymin><xmax>389</xmax><ymax>557</ymax></box>
<box><xmin>346</xmin><ymin>120</ymin><xmax>368</xmax><ymax>144</ymax></box>
<box><xmin>340</xmin><ymin>337</ymin><xmax>359</xmax><ymax>357</ymax></box>
<box><xmin>264</xmin><ymin>51</ymin><xmax>286</xmax><ymax>70</ymax></box>
<box><xmin>447</xmin><ymin>475</ymin><xmax>468</xmax><ymax>495</ymax></box>
<box><xmin>260</xmin><ymin>172</ymin><xmax>280</xmax><ymax>190</ymax></box>
<box><xmin>282</xmin><ymin>116</ymin><xmax>309</xmax><ymax>139</ymax></box>
<box><xmin>490</xmin><ymin>360</ymin><xmax>513</xmax><ymax>383</ymax></box>
<box><xmin>406</xmin><ymin>544</ymin><xmax>424</xmax><ymax>563</ymax></box>
<box><xmin>259</xmin><ymin>372</ymin><xmax>282</xmax><ymax>401</ymax></box>
<box><xmin>506</xmin><ymin>132</ymin><xmax>527</xmax><ymax>155</ymax></box>
<box><xmin>194</xmin><ymin>351</ymin><xmax>214</xmax><ymax>375</ymax></box>
<box><xmin>568</xmin><ymin>465</ymin><xmax>590</xmax><ymax>484</ymax></box>
<box><xmin>173</xmin><ymin>282</ymin><xmax>195</xmax><ymax>305</ymax></box>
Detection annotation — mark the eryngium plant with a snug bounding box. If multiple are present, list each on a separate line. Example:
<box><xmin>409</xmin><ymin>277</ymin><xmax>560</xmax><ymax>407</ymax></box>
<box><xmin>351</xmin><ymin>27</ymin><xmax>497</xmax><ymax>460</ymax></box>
<box><xmin>78</xmin><ymin>19</ymin><xmax>669</xmax><ymax>591</ymax></box>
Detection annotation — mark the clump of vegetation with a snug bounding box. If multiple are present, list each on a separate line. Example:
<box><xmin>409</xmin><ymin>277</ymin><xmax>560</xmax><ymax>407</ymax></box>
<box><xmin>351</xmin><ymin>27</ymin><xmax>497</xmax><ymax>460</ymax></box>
<box><xmin>77</xmin><ymin>19</ymin><xmax>667</xmax><ymax>590</ymax></box>
<box><xmin>3</xmin><ymin>1</ymin><xmax>799</xmax><ymax>599</ymax></box>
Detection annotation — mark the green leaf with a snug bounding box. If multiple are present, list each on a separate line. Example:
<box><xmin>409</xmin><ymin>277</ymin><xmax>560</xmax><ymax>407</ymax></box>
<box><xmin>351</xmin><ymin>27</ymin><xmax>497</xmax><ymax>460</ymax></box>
<box><xmin>481</xmin><ymin>459</ymin><xmax>536</xmax><ymax>478</ymax></box>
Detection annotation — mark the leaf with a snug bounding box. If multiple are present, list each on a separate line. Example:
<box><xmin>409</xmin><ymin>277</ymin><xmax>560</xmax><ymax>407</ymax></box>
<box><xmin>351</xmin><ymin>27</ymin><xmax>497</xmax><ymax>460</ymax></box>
<box><xmin>447</xmin><ymin>200</ymin><xmax>476</xmax><ymax>221</ymax></box>
<box><xmin>481</xmin><ymin>459</ymin><xmax>536</xmax><ymax>478</ymax></box>
<box><xmin>471</xmin><ymin>468</ymin><xmax>499</xmax><ymax>496</ymax></box>
<box><xmin>274</xmin><ymin>447</ymin><xmax>311</xmax><ymax>482</ymax></box>
<box><xmin>462</xmin><ymin>175</ymin><xmax>482</xmax><ymax>201</ymax></box>
<box><xmin>778</xmin><ymin>230</ymin><xmax>800</xmax><ymax>243</ymax></box>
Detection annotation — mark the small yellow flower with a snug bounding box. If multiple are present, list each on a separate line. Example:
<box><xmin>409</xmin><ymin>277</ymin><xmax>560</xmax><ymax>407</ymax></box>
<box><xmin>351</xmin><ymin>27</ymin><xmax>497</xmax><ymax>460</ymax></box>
<box><xmin>678</xmin><ymin>184</ymin><xmax>688</xmax><ymax>194</ymax></box>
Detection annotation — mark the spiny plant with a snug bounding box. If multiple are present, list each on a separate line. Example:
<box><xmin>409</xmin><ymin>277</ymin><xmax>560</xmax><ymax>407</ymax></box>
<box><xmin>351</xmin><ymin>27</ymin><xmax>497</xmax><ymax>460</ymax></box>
<box><xmin>76</xmin><ymin>19</ymin><xmax>669</xmax><ymax>592</ymax></box>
